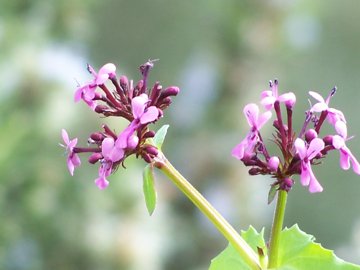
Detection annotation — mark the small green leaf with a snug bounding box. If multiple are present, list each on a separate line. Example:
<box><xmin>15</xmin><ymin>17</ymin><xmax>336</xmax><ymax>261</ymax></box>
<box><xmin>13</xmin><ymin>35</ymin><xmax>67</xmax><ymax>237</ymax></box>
<box><xmin>277</xmin><ymin>225</ymin><xmax>360</xmax><ymax>270</ymax></box>
<box><xmin>268</xmin><ymin>184</ymin><xmax>279</xmax><ymax>205</ymax></box>
<box><xmin>153</xmin><ymin>125</ymin><xmax>169</xmax><ymax>150</ymax></box>
<box><xmin>143</xmin><ymin>165</ymin><xmax>157</xmax><ymax>216</ymax></box>
<box><xmin>209</xmin><ymin>226</ymin><xmax>265</xmax><ymax>270</ymax></box>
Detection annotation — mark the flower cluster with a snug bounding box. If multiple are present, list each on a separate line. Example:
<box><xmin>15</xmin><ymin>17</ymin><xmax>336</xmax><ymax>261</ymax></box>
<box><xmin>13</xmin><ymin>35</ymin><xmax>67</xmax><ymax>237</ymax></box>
<box><xmin>232</xmin><ymin>80</ymin><xmax>360</xmax><ymax>194</ymax></box>
<box><xmin>61</xmin><ymin>60</ymin><xmax>179</xmax><ymax>189</ymax></box>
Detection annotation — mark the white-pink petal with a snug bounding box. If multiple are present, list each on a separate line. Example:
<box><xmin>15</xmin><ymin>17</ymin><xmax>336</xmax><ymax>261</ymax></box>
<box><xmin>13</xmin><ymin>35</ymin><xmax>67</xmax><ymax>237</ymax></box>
<box><xmin>306</xmin><ymin>138</ymin><xmax>324</xmax><ymax>160</ymax></box>
<box><xmin>132</xmin><ymin>94</ymin><xmax>149</xmax><ymax>119</ymax></box>
<box><xmin>294</xmin><ymin>138</ymin><xmax>307</xmax><ymax>159</ymax></box>
<box><xmin>62</xmin><ymin>129</ymin><xmax>70</xmax><ymax>145</ymax></box>
<box><xmin>140</xmin><ymin>106</ymin><xmax>159</xmax><ymax>124</ymax></box>
<box><xmin>335</xmin><ymin>120</ymin><xmax>347</xmax><ymax>138</ymax></box>
<box><xmin>309</xmin><ymin>91</ymin><xmax>325</xmax><ymax>103</ymax></box>
<box><xmin>257</xmin><ymin>111</ymin><xmax>272</xmax><ymax>130</ymax></box>
<box><xmin>243</xmin><ymin>103</ymin><xmax>259</xmax><ymax>127</ymax></box>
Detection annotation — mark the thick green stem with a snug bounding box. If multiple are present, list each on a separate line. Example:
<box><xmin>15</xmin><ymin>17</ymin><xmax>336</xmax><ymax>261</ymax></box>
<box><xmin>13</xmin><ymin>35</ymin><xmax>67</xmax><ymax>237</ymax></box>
<box><xmin>268</xmin><ymin>190</ymin><xmax>288</xmax><ymax>268</ymax></box>
<box><xmin>155</xmin><ymin>154</ymin><xmax>261</xmax><ymax>270</ymax></box>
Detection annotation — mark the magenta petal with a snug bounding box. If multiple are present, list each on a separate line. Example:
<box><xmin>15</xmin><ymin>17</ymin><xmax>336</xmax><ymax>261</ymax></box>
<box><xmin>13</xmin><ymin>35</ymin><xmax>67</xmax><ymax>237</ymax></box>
<box><xmin>309</xmin><ymin>177</ymin><xmax>323</xmax><ymax>193</ymax></box>
<box><xmin>67</xmin><ymin>158</ymin><xmax>75</xmax><ymax>176</ymax></box>
<box><xmin>231</xmin><ymin>141</ymin><xmax>246</xmax><ymax>160</ymax></box>
<box><xmin>339</xmin><ymin>149</ymin><xmax>350</xmax><ymax>170</ymax></box>
<box><xmin>62</xmin><ymin>129</ymin><xmax>70</xmax><ymax>145</ymax></box>
<box><xmin>300</xmin><ymin>163</ymin><xmax>311</xmax><ymax>186</ymax></box>
<box><xmin>344</xmin><ymin>146</ymin><xmax>360</xmax><ymax>174</ymax></box>
<box><xmin>95</xmin><ymin>73</ymin><xmax>109</xmax><ymax>85</ymax></box>
<box><xmin>311</xmin><ymin>102</ymin><xmax>328</xmax><ymax>112</ymax></box>
<box><xmin>335</xmin><ymin>121</ymin><xmax>347</xmax><ymax>138</ymax></box>
<box><xmin>102</xmin><ymin>137</ymin><xmax>115</xmax><ymax>157</ymax></box>
<box><xmin>132</xmin><ymin>94</ymin><xmax>148</xmax><ymax>119</ymax></box>
<box><xmin>71</xmin><ymin>153</ymin><xmax>81</xmax><ymax>167</ymax></box>
<box><xmin>140</xmin><ymin>106</ymin><xmax>159</xmax><ymax>124</ymax></box>
<box><xmin>294</xmin><ymin>138</ymin><xmax>307</xmax><ymax>159</ymax></box>
<box><xmin>95</xmin><ymin>176</ymin><xmax>109</xmax><ymax>190</ymax></box>
<box><xmin>98</xmin><ymin>63</ymin><xmax>116</xmax><ymax>76</ymax></box>
<box><xmin>243</xmin><ymin>103</ymin><xmax>259</xmax><ymax>127</ymax></box>
<box><xmin>307</xmin><ymin>138</ymin><xmax>324</xmax><ymax>160</ymax></box>
<box><xmin>332</xmin><ymin>135</ymin><xmax>344</xmax><ymax>149</ymax></box>
<box><xmin>257</xmin><ymin>111</ymin><xmax>272</xmax><ymax>129</ymax></box>
<box><xmin>261</xmin><ymin>96</ymin><xmax>276</xmax><ymax>110</ymax></box>
<box><xmin>74</xmin><ymin>86</ymin><xmax>84</xmax><ymax>102</ymax></box>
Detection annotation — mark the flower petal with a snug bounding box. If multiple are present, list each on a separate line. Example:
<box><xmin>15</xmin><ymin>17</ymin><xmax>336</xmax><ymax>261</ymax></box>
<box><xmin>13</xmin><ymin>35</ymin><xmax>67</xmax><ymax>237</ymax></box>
<box><xmin>309</xmin><ymin>91</ymin><xmax>325</xmax><ymax>103</ymax></box>
<box><xmin>308</xmin><ymin>167</ymin><xmax>323</xmax><ymax>193</ymax></box>
<box><xmin>231</xmin><ymin>141</ymin><xmax>246</xmax><ymax>160</ymax></box>
<box><xmin>95</xmin><ymin>176</ymin><xmax>109</xmax><ymax>189</ymax></box>
<box><xmin>62</xmin><ymin>129</ymin><xmax>70</xmax><ymax>145</ymax></box>
<box><xmin>243</xmin><ymin>103</ymin><xmax>259</xmax><ymax>127</ymax></box>
<box><xmin>311</xmin><ymin>102</ymin><xmax>328</xmax><ymax>112</ymax></box>
<box><xmin>332</xmin><ymin>135</ymin><xmax>345</xmax><ymax>149</ymax></box>
<box><xmin>132</xmin><ymin>94</ymin><xmax>148</xmax><ymax>119</ymax></box>
<box><xmin>140</xmin><ymin>106</ymin><xmax>159</xmax><ymax>124</ymax></box>
<box><xmin>300</xmin><ymin>162</ymin><xmax>311</xmax><ymax>186</ymax></box>
<box><xmin>278</xmin><ymin>92</ymin><xmax>296</xmax><ymax>108</ymax></box>
<box><xmin>294</xmin><ymin>138</ymin><xmax>307</xmax><ymax>159</ymax></box>
<box><xmin>257</xmin><ymin>111</ymin><xmax>272</xmax><ymax>130</ymax></box>
<box><xmin>339</xmin><ymin>149</ymin><xmax>350</xmax><ymax>170</ymax></box>
<box><xmin>334</xmin><ymin>120</ymin><xmax>347</xmax><ymax>138</ymax></box>
<box><xmin>307</xmin><ymin>138</ymin><xmax>324</xmax><ymax>160</ymax></box>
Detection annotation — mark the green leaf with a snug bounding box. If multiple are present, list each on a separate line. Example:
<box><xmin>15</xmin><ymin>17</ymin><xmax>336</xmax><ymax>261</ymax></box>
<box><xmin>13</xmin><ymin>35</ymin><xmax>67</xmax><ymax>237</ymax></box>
<box><xmin>268</xmin><ymin>184</ymin><xmax>279</xmax><ymax>205</ymax></box>
<box><xmin>209</xmin><ymin>225</ymin><xmax>360</xmax><ymax>270</ymax></box>
<box><xmin>153</xmin><ymin>124</ymin><xmax>169</xmax><ymax>150</ymax></box>
<box><xmin>277</xmin><ymin>225</ymin><xmax>360</xmax><ymax>270</ymax></box>
<box><xmin>209</xmin><ymin>226</ymin><xmax>265</xmax><ymax>270</ymax></box>
<box><xmin>142</xmin><ymin>165</ymin><xmax>157</xmax><ymax>216</ymax></box>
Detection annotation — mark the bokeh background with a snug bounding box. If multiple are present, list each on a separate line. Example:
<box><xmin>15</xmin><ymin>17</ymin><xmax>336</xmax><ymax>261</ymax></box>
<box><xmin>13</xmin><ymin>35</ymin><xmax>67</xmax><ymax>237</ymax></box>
<box><xmin>2</xmin><ymin>0</ymin><xmax>360</xmax><ymax>269</ymax></box>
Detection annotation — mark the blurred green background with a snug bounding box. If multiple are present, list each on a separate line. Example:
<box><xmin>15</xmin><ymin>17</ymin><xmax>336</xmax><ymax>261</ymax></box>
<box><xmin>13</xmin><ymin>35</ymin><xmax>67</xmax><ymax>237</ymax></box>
<box><xmin>1</xmin><ymin>0</ymin><xmax>360</xmax><ymax>269</ymax></box>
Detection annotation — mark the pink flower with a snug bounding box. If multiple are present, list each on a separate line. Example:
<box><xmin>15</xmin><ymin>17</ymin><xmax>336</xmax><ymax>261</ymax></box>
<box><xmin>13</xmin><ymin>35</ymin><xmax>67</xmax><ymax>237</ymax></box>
<box><xmin>232</xmin><ymin>103</ymin><xmax>272</xmax><ymax>160</ymax></box>
<box><xmin>261</xmin><ymin>80</ymin><xmax>296</xmax><ymax>110</ymax></box>
<box><xmin>61</xmin><ymin>129</ymin><xmax>81</xmax><ymax>176</ymax></box>
<box><xmin>115</xmin><ymin>94</ymin><xmax>159</xmax><ymax>150</ymax></box>
<box><xmin>332</xmin><ymin>121</ymin><xmax>360</xmax><ymax>174</ymax></box>
<box><xmin>94</xmin><ymin>160</ymin><xmax>112</xmax><ymax>189</ymax></box>
<box><xmin>74</xmin><ymin>63</ymin><xmax>117</xmax><ymax>109</ymax></box>
<box><xmin>308</xmin><ymin>91</ymin><xmax>346</xmax><ymax>126</ymax></box>
<box><xmin>132</xmin><ymin>94</ymin><xmax>160</xmax><ymax>124</ymax></box>
<box><xmin>294</xmin><ymin>138</ymin><xmax>325</xmax><ymax>193</ymax></box>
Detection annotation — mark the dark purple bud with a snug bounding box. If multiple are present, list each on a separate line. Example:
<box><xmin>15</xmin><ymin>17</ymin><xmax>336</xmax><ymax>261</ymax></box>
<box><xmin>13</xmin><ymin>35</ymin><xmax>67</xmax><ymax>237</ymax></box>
<box><xmin>280</xmin><ymin>177</ymin><xmax>294</xmax><ymax>192</ymax></box>
<box><xmin>142</xmin><ymin>153</ymin><xmax>152</xmax><ymax>163</ymax></box>
<box><xmin>90</xmin><ymin>132</ymin><xmax>104</xmax><ymax>141</ymax></box>
<box><xmin>249</xmin><ymin>168</ymin><xmax>261</xmax><ymax>175</ymax></box>
<box><xmin>143</xmin><ymin>131</ymin><xmax>156</xmax><ymax>139</ymax></box>
<box><xmin>144</xmin><ymin>146</ymin><xmax>159</xmax><ymax>156</ymax></box>
<box><xmin>159</xmin><ymin>97</ymin><xmax>172</xmax><ymax>106</ymax></box>
<box><xmin>88</xmin><ymin>153</ymin><xmax>103</xmax><ymax>164</ymax></box>
<box><xmin>160</xmin><ymin>86</ymin><xmax>180</xmax><ymax>99</ymax></box>
<box><xmin>135</xmin><ymin>80</ymin><xmax>144</xmax><ymax>90</ymax></box>
<box><xmin>120</xmin><ymin>75</ymin><xmax>129</xmax><ymax>89</ymax></box>
<box><xmin>274</xmin><ymin>79</ymin><xmax>279</xmax><ymax>86</ymax></box>
<box><xmin>95</xmin><ymin>105</ymin><xmax>109</xmax><ymax>113</ymax></box>
<box><xmin>305</xmin><ymin>129</ymin><xmax>317</xmax><ymax>142</ymax></box>
<box><xmin>323</xmin><ymin>135</ymin><xmax>333</xmax><ymax>146</ymax></box>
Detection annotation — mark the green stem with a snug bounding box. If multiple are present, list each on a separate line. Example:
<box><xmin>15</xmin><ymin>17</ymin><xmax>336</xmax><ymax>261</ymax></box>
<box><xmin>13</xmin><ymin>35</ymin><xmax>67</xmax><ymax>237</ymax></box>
<box><xmin>268</xmin><ymin>190</ymin><xmax>288</xmax><ymax>268</ymax></box>
<box><xmin>154</xmin><ymin>154</ymin><xmax>261</xmax><ymax>270</ymax></box>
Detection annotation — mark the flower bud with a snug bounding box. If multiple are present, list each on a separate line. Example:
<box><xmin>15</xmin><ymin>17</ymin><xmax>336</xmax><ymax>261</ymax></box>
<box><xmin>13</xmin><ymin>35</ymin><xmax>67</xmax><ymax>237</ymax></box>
<box><xmin>90</xmin><ymin>132</ymin><xmax>104</xmax><ymax>141</ymax></box>
<box><xmin>160</xmin><ymin>86</ymin><xmax>180</xmax><ymax>99</ymax></box>
<box><xmin>120</xmin><ymin>75</ymin><xmax>129</xmax><ymax>90</ymax></box>
<box><xmin>141</xmin><ymin>153</ymin><xmax>152</xmax><ymax>163</ymax></box>
<box><xmin>268</xmin><ymin>156</ymin><xmax>280</xmax><ymax>172</ymax></box>
<box><xmin>144</xmin><ymin>145</ymin><xmax>158</xmax><ymax>156</ymax></box>
<box><xmin>88</xmin><ymin>153</ymin><xmax>103</xmax><ymax>164</ymax></box>
<box><xmin>323</xmin><ymin>135</ymin><xmax>333</xmax><ymax>146</ymax></box>
<box><xmin>143</xmin><ymin>131</ymin><xmax>156</xmax><ymax>139</ymax></box>
<box><xmin>305</xmin><ymin>129</ymin><xmax>318</xmax><ymax>142</ymax></box>
<box><xmin>280</xmin><ymin>177</ymin><xmax>294</xmax><ymax>192</ymax></box>
<box><xmin>95</xmin><ymin>105</ymin><xmax>109</xmax><ymax>113</ymax></box>
<box><xmin>127</xmin><ymin>135</ymin><xmax>139</xmax><ymax>150</ymax></box>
